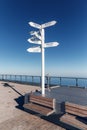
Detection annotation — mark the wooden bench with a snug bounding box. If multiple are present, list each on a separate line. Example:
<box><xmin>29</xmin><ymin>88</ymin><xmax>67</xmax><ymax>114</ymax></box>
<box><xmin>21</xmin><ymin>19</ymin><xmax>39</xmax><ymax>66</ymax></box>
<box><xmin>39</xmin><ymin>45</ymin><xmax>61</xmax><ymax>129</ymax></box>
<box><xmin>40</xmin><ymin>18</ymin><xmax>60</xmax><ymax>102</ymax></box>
<box><xmin>65</xmin><ymin>102</ymin><xmax>87</xmax><ymax>117</ymax></box>
<box><xmin>60</xmin><ymin>102</ymin><xmax>87</xmax><ymax>130</ymax></box>
<box><xmin>23</xmin><ymin>93</ymin><xmax>55</xmax><ymax>116</ymax></box>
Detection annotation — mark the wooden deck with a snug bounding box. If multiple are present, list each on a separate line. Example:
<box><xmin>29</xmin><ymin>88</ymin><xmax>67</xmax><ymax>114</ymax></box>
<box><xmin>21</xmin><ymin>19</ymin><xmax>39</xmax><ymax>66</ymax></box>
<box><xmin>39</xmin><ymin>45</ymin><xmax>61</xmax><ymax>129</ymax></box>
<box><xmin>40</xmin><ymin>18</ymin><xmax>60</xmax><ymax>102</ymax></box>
<box><xmin>0</xmin><ymin>81</ymin><xmax>65</xmax><ymax>130</ymax></box>
<box><xmin>60</xmin><ymin>113</ymin><xmax>87</xmax><ymax>130</ymax></box>
<box><xmin>0</xmin><ymin>112</ymin><xmax>65</xmax><ymax>130</ymax></box>
<box><xmin>1</xmin><ymin>81</ymin><xmax>87</xmax><ymax>130</ymax></box>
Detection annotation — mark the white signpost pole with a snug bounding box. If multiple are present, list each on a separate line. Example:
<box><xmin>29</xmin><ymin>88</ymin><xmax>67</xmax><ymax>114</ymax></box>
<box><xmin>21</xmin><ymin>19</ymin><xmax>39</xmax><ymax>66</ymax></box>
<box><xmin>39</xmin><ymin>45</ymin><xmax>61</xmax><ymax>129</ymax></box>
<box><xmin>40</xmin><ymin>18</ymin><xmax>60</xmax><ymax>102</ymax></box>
<box><xmin>41</xmin><ymin>28</ymin><xmax>45</xmax><ymax>96</ymax></box>
<box><xmin>27</xmin><ymin>21</ymin><xmax>59</xmax><ymax>97</ymax></box>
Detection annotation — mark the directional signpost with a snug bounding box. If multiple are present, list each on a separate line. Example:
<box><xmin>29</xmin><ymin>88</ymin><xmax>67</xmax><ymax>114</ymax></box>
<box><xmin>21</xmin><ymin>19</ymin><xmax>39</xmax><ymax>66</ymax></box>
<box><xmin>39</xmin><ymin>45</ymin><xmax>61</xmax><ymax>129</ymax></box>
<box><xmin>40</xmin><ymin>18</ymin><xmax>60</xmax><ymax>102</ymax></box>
<box><xmin>41</xmin><ymin>21</ymin><xmax>57</xmax><ymax>28</ymax></box>
<box><xmin>44</xmin><ymin>42</ymin><xmax>59</xmax><ymax>48</ymax></box>
<box><xmin>29</xmin><ymin>22</ymin><xmax>41</xmax><ymax>29</ymax></box>
<box><xmin>27</xmin><ymin>20</ymin><xmax>59</xmax><ymax>96</ymax></box>
<box><xmin>28</xmin><ymin>37</ymin><xmax>41</xmax><ymax>44</ymax></box>
<box><xmin>27</xmin><ymin>46</ymin><xmax>41</xmax><ymax>53</ymax></box>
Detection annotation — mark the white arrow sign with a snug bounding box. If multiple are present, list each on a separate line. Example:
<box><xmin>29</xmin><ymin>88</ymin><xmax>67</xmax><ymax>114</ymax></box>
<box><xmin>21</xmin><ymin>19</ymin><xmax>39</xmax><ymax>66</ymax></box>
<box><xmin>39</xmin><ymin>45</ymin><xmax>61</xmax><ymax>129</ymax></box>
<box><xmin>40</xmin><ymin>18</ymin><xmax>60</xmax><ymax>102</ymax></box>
<box><xmin>28</xmin><ymin>37</ymin><xmax>41</xmax><ymax>44</ymax></box>
<box><xmin>30</xmin><ymin>31</ymin><xmax>38</xmax><ymax>35</ymax></box>
<box><xmin>29</xmin><ymin>21</ymin><xmax>57</xmax><ymax>29</ymax></box>
<box><xmin>34</xmin><ymin>32</ymin><xmax>41</xmax><ymax>40</ymax></box>
<box><xmin>41</xmin><ymin>21</ymin><xmax>57</xmax><ymax>28</ymax></box>
<box><xmin>29</xmin><ymin>22</ymin><xmax>41</xmax><ymax>29</ymax></box>
<box><xmin>30</xmin><ymin>31</ymin><xmax>41</xmax><ymax>40</ymax></box>
<box><xmin>44</xmin><ymin>42</ymin><xmax>59</xmax><ymax>48</ymax></box>
<box><xmin>27</xmin><ymin>46</ymin><xmax>41</xmax><ymax>53</ymax></box>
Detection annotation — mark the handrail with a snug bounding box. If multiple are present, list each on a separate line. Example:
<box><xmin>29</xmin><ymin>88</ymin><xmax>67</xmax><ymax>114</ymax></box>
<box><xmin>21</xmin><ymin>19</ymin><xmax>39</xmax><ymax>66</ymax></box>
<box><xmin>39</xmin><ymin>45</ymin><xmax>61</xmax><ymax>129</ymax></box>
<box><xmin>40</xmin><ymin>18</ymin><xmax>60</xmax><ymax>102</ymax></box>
<box><xmin>0</xmin><ymin>74</ymin><xmax>87</xmax><ymax>88</ymax></box>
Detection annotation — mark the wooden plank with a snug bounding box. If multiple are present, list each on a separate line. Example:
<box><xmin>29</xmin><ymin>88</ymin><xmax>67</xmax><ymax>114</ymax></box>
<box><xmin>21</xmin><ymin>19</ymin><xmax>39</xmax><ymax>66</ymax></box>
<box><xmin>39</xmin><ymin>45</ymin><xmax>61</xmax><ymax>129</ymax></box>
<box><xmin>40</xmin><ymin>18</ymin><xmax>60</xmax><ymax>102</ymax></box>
<box><xmin>30</xmin><ymin>96</ymin><xmax>53</xmax><ymax>104</ymax></box>
<box><xmin>66</xmin><ymin>109</ymin><xmax>87</xmax><ymax>117</ymax></box>
<box><xmin>29</xmin><ymin>94</ymin><xmax>55</xmax><ymax>109</ymax></box>
<box><xmin>65</xmin><ymin>102</ymin><xmax>87</xmax><ymax>110</ymax></box>
<box><xmin>65</xmin><ymin>102</ymin><xmax>87</xmax><ymax>117</ymax></box>
<box><xmin>66</xmin><ymin>106</ymin><xmax>87</xmax><ymax>114</ymax></box>
<box><xmin>66</xmin><ymin>107</ymin><xmax>87</xmax><ymax>117</ymax></box>
<box><xmin>60</xmin><ymin>114</ymin><xmax>87</xmax><ymax>130</ymax></box>
<box><xmin>29</xmin><ymin>94</ymin><xmax>53</xmax><ymax>102</ymax></box>
<box><xmin>30</xmin><ymin>98</ymin><xmax>53</xmax><ymax>108</ymax></box>
<box><xmin>24</xmin><ymin>103</ymin><xmax>55</xmax><ymax>116</ymax></box>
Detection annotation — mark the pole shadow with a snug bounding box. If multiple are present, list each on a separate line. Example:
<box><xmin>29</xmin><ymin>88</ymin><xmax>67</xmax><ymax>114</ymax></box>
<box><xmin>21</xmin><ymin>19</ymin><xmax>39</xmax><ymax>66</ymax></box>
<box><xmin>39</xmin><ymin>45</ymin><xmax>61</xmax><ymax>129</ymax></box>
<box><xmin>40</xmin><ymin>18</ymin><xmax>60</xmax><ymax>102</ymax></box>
<box><xmin>3</xmin><ymin>82</ymin><xmax>24</xmax><ymax>110</ymax></box>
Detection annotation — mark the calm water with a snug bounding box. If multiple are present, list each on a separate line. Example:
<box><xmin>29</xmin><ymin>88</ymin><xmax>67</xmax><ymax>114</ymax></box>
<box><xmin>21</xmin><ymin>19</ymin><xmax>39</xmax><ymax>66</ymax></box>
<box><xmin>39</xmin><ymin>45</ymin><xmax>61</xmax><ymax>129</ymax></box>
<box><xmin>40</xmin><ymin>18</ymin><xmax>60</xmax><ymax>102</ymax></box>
<box><xmin>0</xmin><ymin>75</ymin><xmax>87</xmax><ymax>88</ymax></box>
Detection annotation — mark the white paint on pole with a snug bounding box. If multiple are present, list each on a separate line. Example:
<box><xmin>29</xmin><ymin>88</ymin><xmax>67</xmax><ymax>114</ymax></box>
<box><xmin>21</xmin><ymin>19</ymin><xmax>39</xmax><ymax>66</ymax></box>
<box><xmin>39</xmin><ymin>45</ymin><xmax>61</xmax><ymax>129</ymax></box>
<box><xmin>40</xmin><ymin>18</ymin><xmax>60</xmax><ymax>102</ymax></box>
<box><xmin>27</xmin><ymin>46</ymin><xmax>41</xmax><ymax>53</ymax></box>
<box><xmin>41</xmin><ymin>28</ymin><xmax>45</xmax><ymax>96</ymax></box>
<box><xmin>44</xmin><ymin>42</ymin><xmax>59</xmax><ymax>48</ymax></box>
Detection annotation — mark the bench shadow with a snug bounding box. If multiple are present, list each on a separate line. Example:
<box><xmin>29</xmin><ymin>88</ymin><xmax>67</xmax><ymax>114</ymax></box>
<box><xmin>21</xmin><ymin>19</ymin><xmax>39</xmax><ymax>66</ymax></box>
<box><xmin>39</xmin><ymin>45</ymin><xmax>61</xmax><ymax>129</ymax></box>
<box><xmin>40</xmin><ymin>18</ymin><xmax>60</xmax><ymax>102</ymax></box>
<box><xmin>15</xmin><ymin>96</ymin><xmax>24</xmax><ymax>110</ymax></box>
<box><xmin>40</xmin><ymin>114</ymin><xmax>79</xmax><ymax>130</ymax></box>
<box><xmin>76</xmin><ymin>116</ymin><xmax>87</xmax><ymax>124</ymax></box>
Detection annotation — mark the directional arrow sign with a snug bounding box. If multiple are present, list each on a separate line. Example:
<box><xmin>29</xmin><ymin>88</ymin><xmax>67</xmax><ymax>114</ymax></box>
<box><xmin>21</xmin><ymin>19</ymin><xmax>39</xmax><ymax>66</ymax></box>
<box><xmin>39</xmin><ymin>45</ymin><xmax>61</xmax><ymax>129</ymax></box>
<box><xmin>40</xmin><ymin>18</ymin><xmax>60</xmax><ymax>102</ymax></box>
<box><xmin>29</xmin><ymin>21</ymin><xmax>57</xmax><ymax>29</ymax></box>
<box><xmin>29</xmin><ymin>22</ymin><xmax>41</xmax><ymax>29</ymax></box>
<box><xmin>30</xmin><ymin>31</ymin><xmax>41</xmax><ymax>40</ymax></box>
<box><xmin>27</xmin><ymin>46</ymin><xmax>41</xmax><ymax>53</ymax></box>
<box><xmin>30</xmin><ymin>31</ymin><xmax>39</xmax><ymax>35</ymax></box>
<box><xmin>44</xmin><ymin>42</ymin><xmax>59</xmax><ymax>48</ymax></box>
<box><xmin>28</xmin><ymin>38</ymin><xmax>41</xmax><ymax>44</ymax></box>
<box><xmin>30</xmin><ymin>31</ymin><xmax>37</xmax><ymax>35</ymax></box>
<box><xmin>34</xmin><ymin>32</ymin><xmax>41</xmax><ymax>40</ymax></box>
<box><xmin>41</xmin><ymin>21</ymin><xmax>57</xmax><ymax>28</ymax></box>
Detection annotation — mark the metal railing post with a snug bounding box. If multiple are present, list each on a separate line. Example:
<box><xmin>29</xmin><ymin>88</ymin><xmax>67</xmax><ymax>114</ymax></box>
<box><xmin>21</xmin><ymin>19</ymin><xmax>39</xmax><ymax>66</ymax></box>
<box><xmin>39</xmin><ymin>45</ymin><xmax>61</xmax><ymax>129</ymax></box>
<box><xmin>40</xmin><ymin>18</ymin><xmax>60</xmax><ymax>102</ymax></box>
<box><xmin>76</xmin><ymin>78</ymin><xmax>78</xmax><ymax>87</ymax></box>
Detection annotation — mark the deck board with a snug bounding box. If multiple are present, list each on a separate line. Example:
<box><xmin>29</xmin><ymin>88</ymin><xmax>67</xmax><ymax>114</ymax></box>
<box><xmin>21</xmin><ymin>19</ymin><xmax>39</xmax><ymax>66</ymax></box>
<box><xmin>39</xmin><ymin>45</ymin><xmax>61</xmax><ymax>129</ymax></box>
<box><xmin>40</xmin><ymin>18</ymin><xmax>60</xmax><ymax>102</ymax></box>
<box><xmin>0</xmin><ymin>112</ymin><xmax>65</xmax><ymax>130</ymax></box>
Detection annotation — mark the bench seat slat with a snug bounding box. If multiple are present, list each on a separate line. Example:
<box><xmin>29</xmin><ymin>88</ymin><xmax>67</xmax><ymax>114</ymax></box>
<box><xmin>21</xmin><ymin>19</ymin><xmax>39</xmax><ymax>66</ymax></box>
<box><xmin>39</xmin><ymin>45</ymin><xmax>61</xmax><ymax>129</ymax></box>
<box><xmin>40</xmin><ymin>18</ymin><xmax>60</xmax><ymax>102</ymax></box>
<box><xmin>66</xmin><ymin>109</ymin><xmax>87</xmax><ymax>117</ymax></box>
<box><xmin>30</xmin><ymin>98</ymin><xmax>53</xmax><ymax>108</ymax></box>
<box><xmin>66</xmin><ymin>106</ymin><xmax>87</xmax><ymax>117</ymax></box>
<box><xmin>24</xmin><ymin>103</ymin><xmax>55</xmax><ymax>116</ymax></box>
<box><xmin>60</xmin><ymin>114</ymin><xmax>87</xmax><ymax>130</ymax></box>
<box><xmin>30</xmin><ymin>94</ymin><xmax>53</xmax><ymax>102</ymax></box>
<box><xmin>65</xmin><ymin>102</ymin><xmax>87</xmax><ymax>117</ymax></box>
<box><xmin>65</xmin><ymin>102</ymin><xmax>87</xmax><ymax>110</ymax></box>
<box><xmin>30</xmin><ymin>96</ymin><xmax>53</xmax><ymax>103</ymax></box>
<box><xmin>66</xmin><ymin>106</ymin><xmax>87</xmax><ymax>114</ymax></box>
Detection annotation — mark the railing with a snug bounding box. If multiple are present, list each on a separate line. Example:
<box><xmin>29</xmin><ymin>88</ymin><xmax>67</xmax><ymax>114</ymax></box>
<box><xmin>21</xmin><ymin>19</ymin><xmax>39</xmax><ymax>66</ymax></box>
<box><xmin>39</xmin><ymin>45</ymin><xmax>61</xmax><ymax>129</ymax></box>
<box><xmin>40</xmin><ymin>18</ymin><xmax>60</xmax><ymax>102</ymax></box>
<box><xmin>0</xmin><ymin>74</ymin><xmax>87</xmax><ymax>88</ymax></box>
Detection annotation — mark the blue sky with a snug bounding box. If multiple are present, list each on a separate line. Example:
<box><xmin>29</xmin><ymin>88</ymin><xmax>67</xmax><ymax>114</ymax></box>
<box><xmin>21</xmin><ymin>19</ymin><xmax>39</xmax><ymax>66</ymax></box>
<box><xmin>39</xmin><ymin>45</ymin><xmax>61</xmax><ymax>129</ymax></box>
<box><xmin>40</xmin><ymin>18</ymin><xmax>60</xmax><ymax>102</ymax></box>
<box><xmin>0</xmin><ymin>0</ymin><xmax>87</xmax><ymax>77</ymax></box>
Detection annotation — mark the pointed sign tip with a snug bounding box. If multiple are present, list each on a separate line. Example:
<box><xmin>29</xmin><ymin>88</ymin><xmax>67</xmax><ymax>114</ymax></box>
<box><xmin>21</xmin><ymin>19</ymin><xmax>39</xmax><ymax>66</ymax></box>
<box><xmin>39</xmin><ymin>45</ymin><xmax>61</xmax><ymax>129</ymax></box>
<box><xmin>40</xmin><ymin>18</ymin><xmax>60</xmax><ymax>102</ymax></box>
<box><xmin>44</xmin><ymin>42</ymin><xmax>59</xmax><ymax>48</ymax></box>
<box><xmin>28</xmin><ymin>22</ymin><xmax>41</xmax><ymax>29</ymax></box>
<box><xmin>28</xmin><ymin>22</ymin><xmax>32</xmax><ymax>25</ymax></box>
<box><xmin>27</xmin><ymin>46</ymin><xmax>41</xmax><ymax>53</ymax></box>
